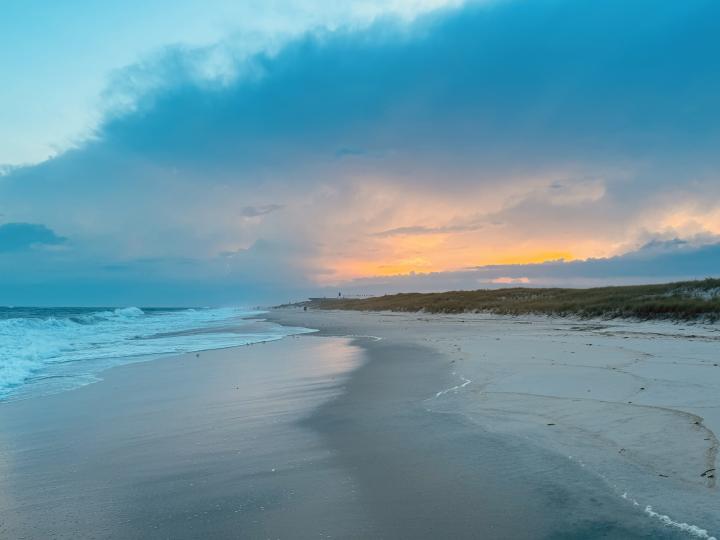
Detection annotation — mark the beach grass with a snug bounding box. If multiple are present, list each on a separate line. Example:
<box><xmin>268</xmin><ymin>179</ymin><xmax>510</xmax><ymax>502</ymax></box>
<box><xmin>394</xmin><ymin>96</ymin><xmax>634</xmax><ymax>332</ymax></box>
<box><xmin>309</xmin><ymin>278</ymin><xmax>720</xmax><ymax>320</ymax></box>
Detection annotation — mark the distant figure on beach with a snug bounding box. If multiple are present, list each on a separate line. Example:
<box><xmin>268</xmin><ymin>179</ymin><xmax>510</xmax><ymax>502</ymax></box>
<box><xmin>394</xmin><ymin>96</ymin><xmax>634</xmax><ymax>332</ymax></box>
<box><xmin>303</xmin><ymin>306</ymin><xmax>307</xmax><ymax>311</ymax></box>
<box><xmin>338</xmin><ymin>292</ymin><xmax>342</xmax><ymax>298</ymax></box>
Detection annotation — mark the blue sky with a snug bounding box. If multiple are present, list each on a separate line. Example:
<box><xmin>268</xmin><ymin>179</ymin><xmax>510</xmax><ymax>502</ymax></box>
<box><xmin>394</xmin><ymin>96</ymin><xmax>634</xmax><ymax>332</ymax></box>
<box><xmin>1</xmin><ymin>0</ymin><xmax>719</xmax><ymax>305</ymax></box>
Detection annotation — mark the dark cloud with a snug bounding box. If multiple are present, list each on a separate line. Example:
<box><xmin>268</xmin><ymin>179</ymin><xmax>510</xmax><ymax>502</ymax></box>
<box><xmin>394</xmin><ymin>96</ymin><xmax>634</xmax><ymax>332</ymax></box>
<box><xmin>9</xmin><ymin>0</ymin><xmax>718</xmax><ymax>190</ymax></box>
<box><xmin>121</xmin><ymin>0</ymin><xmax>715</xmax><ymax>186</ymax></box>
<box><xmin>0</xmin><ymin>223</ymin><xmax>66</xmax><ymax>253</ymax></box>
<box><xmin>472</xmin><ymin>240</ymin><xmax>720</xmax><ymax>282</ymax></box>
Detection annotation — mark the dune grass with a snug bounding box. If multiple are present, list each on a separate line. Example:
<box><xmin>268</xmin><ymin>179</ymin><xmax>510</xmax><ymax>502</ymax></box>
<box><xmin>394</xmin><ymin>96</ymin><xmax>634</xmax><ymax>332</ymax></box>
<box><xmin>310</xmin><ymin>279</ymin><xmax>720</xmax><ymax>321</ymax></box>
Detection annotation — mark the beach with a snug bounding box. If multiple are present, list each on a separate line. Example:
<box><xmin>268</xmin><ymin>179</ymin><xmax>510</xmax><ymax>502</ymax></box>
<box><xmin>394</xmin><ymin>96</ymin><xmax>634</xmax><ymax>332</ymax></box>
<box><xmin>0</xmin><ymin>309</ymin><xmax>718</xmax><ymax>538</ymax></box>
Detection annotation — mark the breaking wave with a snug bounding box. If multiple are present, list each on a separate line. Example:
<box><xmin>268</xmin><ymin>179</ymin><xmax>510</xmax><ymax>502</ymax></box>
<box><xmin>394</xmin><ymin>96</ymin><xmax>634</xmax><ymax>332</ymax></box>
<box><xmin>0</xmin><ymin>306</ymin><xmax>311</xmax><ymax>400</ymax></box>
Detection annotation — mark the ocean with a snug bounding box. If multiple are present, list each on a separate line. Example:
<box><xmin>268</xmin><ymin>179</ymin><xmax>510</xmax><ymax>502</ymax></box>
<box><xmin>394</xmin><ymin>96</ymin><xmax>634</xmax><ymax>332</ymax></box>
<box><xmin>0</xmin><ymin>306</ymin><xmax>313</xmax><ymax>401</ymax></box>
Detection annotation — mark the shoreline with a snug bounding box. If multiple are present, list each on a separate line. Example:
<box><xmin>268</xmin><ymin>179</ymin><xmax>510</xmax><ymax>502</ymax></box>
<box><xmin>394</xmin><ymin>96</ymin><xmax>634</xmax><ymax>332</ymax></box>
<box><xmin>0</xmin><ymin>310</ymin><xmax>316</xmax><ymax>404</ymax></box>
<box><xmin>1</xmin><ymin>309</ymin><xmax>717</xmax><ymax>538</ymax></box>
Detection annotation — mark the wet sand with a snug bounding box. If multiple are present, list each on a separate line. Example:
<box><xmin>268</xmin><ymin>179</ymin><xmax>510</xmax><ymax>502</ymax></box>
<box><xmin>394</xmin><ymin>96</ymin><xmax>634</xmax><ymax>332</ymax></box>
<box><xmin>0</xmin><ymin>337</ymin><xmax>369</xmax><ymax>539</ymax></box>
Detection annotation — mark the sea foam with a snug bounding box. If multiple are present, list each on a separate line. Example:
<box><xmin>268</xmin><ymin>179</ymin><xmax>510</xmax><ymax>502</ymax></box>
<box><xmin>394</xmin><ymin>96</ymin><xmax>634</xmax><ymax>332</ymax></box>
<box><xmin>644</xmin><ymin>506</ymin><xmax>717</xmax><ymax>540</ymax></box>
<box><xmin>621</xmin><ymin>492</ymin><xmax>717</xmax><ymax>540</ymax></box>
<box><xmin>0</xmin><ymin>306</ymin><xmax>311</xmax><ymax>400</ymax></box>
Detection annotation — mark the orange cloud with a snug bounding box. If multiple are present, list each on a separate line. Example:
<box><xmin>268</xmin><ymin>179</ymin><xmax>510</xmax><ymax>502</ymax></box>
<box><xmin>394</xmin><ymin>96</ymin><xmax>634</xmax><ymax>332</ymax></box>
<box><xmin>491</xmin><ymin>277</ymin><xmax>530</xmax><ymax>284</ymax></box>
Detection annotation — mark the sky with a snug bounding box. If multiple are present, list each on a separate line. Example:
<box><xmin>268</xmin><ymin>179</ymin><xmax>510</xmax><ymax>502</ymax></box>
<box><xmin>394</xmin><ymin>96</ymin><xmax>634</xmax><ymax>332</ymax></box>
<box><xmin>1</xmin><ymin>0</ymin><xmax>719</xmax><ymax>306</ymax></box>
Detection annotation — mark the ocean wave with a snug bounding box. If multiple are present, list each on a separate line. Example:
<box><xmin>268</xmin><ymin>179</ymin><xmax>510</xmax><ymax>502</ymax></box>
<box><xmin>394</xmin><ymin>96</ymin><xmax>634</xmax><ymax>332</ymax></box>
<box><xmin>113</xmin><ymin>306</ymin><xmax>145</xmax><ymax>318</ymax></box>
<box><xmin>0</xmin><ymin>306</ymin><xmax>311</xmax><ymax>400</ymax></box>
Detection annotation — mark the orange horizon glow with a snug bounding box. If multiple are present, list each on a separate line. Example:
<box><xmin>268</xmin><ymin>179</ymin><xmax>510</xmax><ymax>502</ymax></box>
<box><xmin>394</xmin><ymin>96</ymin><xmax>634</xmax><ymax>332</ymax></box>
<box><xmin>320</xmin><ymin>249</ymin><xmax>579</xmax><ymax>283</ymax></box>
<box><xmin>304</xmin><ymin>177</ymin><xmax>720</xmax><ymax>286</ymax></box>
